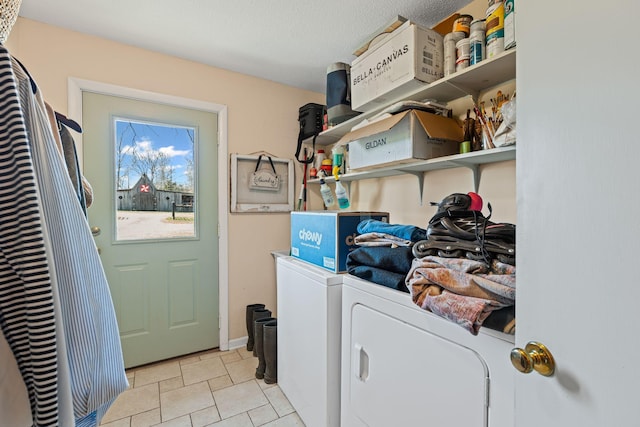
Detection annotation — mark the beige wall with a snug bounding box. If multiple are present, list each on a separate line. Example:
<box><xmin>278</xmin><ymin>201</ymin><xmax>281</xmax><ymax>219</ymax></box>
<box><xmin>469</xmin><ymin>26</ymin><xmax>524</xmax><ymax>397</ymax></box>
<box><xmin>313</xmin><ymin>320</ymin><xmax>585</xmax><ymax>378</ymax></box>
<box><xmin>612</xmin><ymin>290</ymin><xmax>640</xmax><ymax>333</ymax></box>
<box><xmin>6</xmin><ymin>17</ymin><xmax>323</xmax><ymax>342</ymax></box>
<box><xmin>6</xmin><ymin>0</ymin><xmax>515</xmax><ymax>343</ymax></box>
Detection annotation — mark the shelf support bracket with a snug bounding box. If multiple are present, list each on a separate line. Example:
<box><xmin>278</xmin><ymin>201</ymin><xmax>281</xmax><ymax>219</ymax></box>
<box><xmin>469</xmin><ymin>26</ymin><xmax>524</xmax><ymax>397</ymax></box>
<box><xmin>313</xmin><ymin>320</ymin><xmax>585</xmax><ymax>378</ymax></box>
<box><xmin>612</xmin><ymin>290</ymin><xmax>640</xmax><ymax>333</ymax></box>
<box><xmin>398</xmin><ymin>171</ymin><xmax>426</xmax><ymax>205</ymax></box>
<box><xmin>443</xmin><ymin>82</ymin><xmax>480</xmax><ymax>104</ymax></box>
<box><xmin>450</xmin><ymin>162</ymin><xmax>481</xmax><ymax>193</ymax></box>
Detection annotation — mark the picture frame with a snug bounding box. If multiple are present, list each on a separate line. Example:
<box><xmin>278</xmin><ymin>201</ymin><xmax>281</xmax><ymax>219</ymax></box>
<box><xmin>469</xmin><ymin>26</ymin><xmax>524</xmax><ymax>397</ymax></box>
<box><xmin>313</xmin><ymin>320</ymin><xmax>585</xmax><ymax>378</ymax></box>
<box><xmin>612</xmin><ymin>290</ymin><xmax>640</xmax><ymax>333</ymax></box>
<box><xmin>230</xmin><ymin>153</ymin><xmax>295</xmax><ymax>213</ymax></box>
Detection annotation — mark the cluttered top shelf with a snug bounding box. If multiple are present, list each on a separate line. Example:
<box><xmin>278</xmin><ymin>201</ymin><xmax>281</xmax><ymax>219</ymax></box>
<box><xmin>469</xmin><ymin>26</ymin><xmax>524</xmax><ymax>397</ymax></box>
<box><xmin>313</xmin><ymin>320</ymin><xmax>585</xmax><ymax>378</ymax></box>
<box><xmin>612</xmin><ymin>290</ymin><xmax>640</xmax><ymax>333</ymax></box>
<box><xmin>311</xmin><ymin>48</ymin><xmax>516</xmax><ymax>146</ymax></box>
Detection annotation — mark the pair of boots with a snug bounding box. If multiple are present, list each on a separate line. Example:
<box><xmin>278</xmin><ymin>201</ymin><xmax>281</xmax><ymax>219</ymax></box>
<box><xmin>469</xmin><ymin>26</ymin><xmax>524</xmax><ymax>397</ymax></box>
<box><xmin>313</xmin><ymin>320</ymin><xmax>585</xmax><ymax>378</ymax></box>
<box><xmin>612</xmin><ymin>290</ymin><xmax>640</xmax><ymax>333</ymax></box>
<box><xmin>245</xmin><ymin>304</ymin><xmax>277</xmax><ymax>384</ymax></box>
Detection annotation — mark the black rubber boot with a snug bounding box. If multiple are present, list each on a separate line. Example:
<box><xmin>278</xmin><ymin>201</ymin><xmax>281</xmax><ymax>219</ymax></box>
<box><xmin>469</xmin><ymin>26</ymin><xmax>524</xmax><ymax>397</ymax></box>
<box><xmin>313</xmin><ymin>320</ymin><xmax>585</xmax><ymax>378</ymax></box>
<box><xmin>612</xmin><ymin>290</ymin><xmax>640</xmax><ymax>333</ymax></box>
<box><xmin>245</xmin><ymin>304</ymin><xmax>265</xmax><ymax>351</ymax></box>
<box><xmin>254</xmin><ymin>317</ymin><xmax>276</xmax><ymax>379</ymax></box>
<box><xmin>263</xmin><ymin>319</ymin><xmax>278</xmax><ymax>384</ymax></box>
<box><xmin>251</xmin><ymin>309</ymin><xmax>272</xmax><ymax>356</ymax></box>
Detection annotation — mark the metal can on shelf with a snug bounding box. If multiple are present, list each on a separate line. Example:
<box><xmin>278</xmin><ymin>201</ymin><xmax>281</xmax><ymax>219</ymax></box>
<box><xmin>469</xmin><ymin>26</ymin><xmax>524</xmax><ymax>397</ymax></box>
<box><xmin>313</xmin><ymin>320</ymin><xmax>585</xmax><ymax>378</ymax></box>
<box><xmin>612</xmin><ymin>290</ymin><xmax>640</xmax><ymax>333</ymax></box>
<box><xmin>486</xmin><ymin>31</ymin><xmax>505</xmax><ymax>58</ymax></box>
<box><xmin>486</xmin><ymin>1</ymin><xmax>505</xmax><ymax>58</ymax></box>
<box><xmin>444</xmin><ymin>31</ymin><xmax>466</xmax><ymax>76</ymax></box>
<box><xmin>452</xmin><ymin>14</ymin><xmax>473</xmax><ymax>37</ymax></box>
<box><xmin>469</xmin><ymin>24</ymin><xmax>486</xmax><ymax>65</ymax></box>
<box><xmin>504</xmin><ymin>0</ymin><xmax>516</xmax><ymax>49</ymax></box>
<box><xmin>470</xmin><ymin>18</ymin><xmax>486</xmax><ymax>33</ymax></box>
<box><xmin>455</xmin><ymin>38</ymin><xmax>470</xmax><ymax>72</ymax></box>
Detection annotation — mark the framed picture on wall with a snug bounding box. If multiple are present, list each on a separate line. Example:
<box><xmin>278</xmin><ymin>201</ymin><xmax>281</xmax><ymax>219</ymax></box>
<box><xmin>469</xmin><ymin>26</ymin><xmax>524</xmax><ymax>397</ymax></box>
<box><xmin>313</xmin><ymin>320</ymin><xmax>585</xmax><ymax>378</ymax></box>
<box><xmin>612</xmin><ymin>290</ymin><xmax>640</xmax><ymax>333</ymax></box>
<box><xmin>230</xmin><ymin>153</ymin><xmax>295</xmax><ymax>213</ymax></box>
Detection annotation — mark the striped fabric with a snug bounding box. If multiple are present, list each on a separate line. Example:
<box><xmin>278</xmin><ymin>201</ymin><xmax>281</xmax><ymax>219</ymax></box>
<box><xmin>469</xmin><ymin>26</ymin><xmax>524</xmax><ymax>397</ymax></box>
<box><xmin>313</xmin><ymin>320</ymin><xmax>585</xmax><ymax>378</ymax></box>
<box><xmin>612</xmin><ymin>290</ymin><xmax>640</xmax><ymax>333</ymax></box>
<box><xmin>11</xmin><ymin>56</ymin><xmax>129</xmax><ymax>425</ymax></box>
<box><xmin>12</xmin><ymin>50</ymin><xmax>79</xmax><ymax>427</ymax></box>
<box><xmin>0</xmin><ymin>46</ymin><xmax>59</xmax><ymax>426</ymax></box>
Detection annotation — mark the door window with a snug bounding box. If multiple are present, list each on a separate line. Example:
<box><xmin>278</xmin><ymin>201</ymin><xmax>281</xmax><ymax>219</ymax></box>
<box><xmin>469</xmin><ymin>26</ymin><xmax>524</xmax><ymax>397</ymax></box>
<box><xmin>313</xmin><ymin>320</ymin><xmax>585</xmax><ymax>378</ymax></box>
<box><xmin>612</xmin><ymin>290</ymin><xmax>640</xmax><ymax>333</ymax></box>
<box><xmin>114</xmin><ymin>118</ymin><xmax>196</xmax><ymax>241</ymax></box>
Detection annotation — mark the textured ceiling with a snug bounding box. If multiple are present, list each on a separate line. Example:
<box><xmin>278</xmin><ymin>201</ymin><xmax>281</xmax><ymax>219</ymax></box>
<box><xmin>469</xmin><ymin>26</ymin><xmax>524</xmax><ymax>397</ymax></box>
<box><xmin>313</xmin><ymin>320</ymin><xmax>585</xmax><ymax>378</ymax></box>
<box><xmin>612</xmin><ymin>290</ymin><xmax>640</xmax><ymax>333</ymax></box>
<box><xmin>18</xmin><ymin>0</ymin><xmax>471</xmax><ymax>93</ymax></box>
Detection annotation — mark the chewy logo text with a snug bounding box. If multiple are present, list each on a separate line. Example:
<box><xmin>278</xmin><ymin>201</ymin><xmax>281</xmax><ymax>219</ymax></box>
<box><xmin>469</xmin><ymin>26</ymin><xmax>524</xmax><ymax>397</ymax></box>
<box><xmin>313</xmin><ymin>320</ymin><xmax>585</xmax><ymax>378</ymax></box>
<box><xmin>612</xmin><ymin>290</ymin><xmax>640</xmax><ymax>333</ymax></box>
<box><xmin>299</xmin><ymin>228</ymin><xmax>323</xmax><ymax>246</ymax></box>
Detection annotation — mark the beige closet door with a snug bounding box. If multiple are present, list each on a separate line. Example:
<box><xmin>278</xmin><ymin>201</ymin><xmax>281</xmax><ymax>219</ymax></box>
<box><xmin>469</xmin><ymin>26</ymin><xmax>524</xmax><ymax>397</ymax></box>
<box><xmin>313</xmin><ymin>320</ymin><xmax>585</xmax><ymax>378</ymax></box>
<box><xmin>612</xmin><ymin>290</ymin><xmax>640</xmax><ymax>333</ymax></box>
<box><xmin>82</xmin><ymin>91</ymin><xmax>219</xmax><ymax>368</ymax></box>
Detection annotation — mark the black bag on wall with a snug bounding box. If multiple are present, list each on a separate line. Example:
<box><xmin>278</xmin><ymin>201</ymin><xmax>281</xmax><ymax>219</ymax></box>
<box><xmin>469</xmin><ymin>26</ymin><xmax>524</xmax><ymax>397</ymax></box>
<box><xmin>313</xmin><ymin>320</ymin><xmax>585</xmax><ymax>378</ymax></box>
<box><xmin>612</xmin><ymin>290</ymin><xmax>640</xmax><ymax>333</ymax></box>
<box><xmin>295</xmin><ymin>103</ymin><xmax>325</xmax><ymax>164</ymax></box>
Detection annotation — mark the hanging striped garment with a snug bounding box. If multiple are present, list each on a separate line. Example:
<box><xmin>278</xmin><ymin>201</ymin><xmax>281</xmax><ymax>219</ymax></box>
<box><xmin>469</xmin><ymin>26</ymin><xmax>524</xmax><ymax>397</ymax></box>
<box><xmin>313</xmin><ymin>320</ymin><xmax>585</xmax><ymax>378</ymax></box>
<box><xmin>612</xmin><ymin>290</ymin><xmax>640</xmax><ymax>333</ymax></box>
<box><xmin>11</xmin><ymin>55</ymin><xmax>129</xmax><ymax>426</ymax></box>
<box><xmin>0</xmin><ymin>45</ymin><xmax>59</xmax><ymax>426</ymax></box>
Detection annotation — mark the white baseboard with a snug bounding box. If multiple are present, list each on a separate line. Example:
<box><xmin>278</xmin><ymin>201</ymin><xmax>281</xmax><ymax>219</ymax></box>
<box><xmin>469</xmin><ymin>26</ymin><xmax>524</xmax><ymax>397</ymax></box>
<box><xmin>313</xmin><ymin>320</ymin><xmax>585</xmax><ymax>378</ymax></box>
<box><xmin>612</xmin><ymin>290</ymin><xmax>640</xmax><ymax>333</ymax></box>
<box><xmin>228</xmin><ymin>336</ymin><xmax>248</xmax><ymax>350</ymax></box>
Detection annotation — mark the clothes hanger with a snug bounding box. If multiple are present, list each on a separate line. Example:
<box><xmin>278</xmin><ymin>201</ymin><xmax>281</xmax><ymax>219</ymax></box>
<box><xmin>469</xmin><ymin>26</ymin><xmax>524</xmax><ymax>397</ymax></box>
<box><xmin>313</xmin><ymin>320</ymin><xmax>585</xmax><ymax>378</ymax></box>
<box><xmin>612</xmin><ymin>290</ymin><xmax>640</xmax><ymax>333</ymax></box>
<box><xmin>55</xmin><ymin>111</ymin><xmax>83</xmax><ymax>133</ymax></box>
<box><xmin>10</xmin><ymin>56</ymin><xmax>37</xmax><ymax>94</ymax></box>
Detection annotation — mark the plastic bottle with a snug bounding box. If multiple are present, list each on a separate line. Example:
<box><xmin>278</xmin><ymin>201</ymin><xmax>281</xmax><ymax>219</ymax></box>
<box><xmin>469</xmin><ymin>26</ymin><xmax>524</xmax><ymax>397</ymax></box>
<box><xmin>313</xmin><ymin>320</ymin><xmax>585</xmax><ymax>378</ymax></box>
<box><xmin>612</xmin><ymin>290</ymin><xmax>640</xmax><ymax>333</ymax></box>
<box><xmin>316</xmin><ymin>149</ymin><xmax>326</xmax><ymax>170</ymax></box>
<box><xmin>334</xmin><ymin>180</ymin><xmax>350</xmax><ymax>209</ymax></box>
<box><xmin>332</xmin><ymin>145</ymin><xmax>345</xmax><ymax>176</ymax></box>
<box><xmin>319</xmin><ymin>179</ymin><xmax>335</xmax><ymax>208</ymax></box>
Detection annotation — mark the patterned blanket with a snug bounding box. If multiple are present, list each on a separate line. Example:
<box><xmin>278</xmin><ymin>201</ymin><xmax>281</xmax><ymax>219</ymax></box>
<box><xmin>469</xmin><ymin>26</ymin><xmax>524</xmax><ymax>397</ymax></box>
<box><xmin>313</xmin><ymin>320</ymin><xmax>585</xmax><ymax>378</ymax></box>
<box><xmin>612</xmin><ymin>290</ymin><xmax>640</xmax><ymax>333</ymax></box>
<box><xmin>406</xmin><ymin>256</ymin><xmax>516</xmax><ymax>335</ymax></box>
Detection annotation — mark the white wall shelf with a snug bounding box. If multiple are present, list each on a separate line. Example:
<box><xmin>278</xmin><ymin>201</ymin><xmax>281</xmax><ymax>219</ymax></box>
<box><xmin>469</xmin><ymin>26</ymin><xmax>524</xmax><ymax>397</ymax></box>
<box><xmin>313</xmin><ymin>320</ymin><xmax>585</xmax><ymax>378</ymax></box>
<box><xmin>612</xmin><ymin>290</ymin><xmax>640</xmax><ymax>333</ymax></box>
<box><xmin>309</xmin><ymin>48</ymin><xmax>516</xmax><ymax>147</ymax></box>
<box><xmin>310</xmin><ymin>145</ymin><xmax>516</xmax><ymax>204</ymax></box>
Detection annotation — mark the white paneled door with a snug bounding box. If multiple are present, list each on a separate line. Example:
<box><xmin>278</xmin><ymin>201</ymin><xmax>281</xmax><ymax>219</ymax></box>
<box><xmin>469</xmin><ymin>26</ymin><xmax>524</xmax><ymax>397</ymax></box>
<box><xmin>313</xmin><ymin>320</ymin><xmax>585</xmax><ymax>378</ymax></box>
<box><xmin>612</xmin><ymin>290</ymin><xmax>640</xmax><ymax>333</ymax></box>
<box><xmin>516</xmin><ymin>1</ymin><xmax>640</xmax><ymax>426</ymax></box>
<box><xmin>82</xmin><ymin>91</ymin><xmax>219</xmax><ymax>368</ymax></box>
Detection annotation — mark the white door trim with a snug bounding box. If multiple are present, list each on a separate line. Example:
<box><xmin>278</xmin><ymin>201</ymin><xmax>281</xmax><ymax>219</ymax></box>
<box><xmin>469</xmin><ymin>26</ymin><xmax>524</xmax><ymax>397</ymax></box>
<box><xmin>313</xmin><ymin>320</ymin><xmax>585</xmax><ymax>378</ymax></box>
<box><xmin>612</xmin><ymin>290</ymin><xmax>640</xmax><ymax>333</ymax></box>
<box><xmin>67</xmin><ymin>77</ymin><xmax>230</xmax><ymax>351</ymax></box>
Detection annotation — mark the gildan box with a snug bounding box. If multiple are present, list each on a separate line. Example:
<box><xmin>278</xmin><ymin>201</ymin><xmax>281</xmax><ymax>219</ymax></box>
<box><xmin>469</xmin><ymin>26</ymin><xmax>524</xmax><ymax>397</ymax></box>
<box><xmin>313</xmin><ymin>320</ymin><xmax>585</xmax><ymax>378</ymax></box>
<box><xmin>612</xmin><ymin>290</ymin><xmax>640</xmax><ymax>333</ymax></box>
<box><xmin>341</xmin><ymin>109</ymin><xmax>462</xmax><ymax>170</ymax></box>
<box><xmin>351</xmin><ymin>22</ymin><xmax>444</xmax><ymax>111</ymax></box>
<box><xmin>290</xmin><ymin>211</ymin><xmax>389</xmax><ymax>273</ymax></box>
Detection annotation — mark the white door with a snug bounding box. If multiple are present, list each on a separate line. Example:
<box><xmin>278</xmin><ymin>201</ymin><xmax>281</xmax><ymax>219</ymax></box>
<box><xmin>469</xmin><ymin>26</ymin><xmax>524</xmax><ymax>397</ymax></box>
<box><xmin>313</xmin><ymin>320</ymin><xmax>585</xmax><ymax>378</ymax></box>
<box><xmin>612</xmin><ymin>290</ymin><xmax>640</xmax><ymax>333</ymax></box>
<box><xmin>516</xmin><ymin>1</ymin><xmax>640</xmax><ymax>425</ymax></box>
<box><xmin>82</xmin><ymin>90</ymin><xmax>220</xmax><ymax>368</ymax></box>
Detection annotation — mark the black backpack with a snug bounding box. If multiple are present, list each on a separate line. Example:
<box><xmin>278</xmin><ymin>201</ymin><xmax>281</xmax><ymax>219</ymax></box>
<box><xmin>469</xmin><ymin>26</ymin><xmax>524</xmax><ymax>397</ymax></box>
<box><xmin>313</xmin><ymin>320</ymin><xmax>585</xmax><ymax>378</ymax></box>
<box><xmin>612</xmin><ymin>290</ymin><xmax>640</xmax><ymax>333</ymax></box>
<box><xmin>295</xmin><ymin>103</ymin><xmax>325</xmax><ymax>164</ymax></box>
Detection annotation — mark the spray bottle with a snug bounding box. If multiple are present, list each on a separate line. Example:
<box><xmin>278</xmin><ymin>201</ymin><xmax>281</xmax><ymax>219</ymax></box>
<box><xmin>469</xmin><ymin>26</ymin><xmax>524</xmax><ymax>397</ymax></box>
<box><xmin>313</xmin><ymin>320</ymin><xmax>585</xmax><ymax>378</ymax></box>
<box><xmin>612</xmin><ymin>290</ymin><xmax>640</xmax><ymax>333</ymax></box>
<box><xmin>331</xmin><ymin>145</ymin><xmax>345</xmax><ymax>176</ymax></box>
<box><xmin>331</xmin><ymin>145</ymin><xmax>350</xmax><ymax>209</ymax></box>
<box><xmin>334</xmin><ymin>179</ymin><xmax>350</xmax><ymax>209</ymax></box>
<box><xmin>319</xmin><ymin>179</ymin><xmax>335</xmax><ymax>208</ymax></box>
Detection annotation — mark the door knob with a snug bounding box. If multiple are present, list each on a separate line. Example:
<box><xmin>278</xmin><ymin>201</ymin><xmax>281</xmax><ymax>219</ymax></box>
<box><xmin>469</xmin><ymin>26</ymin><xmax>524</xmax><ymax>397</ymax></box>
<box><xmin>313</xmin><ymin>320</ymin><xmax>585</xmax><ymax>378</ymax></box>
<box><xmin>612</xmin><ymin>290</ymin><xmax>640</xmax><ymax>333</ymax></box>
<box><xmin>510</xmin><ymin>341</ymin><xmax>555</xmax><ymax>376</ymax></box>
<box><xmin>91</xmin><ymin>226</ymin><xmax>101</xmax><ymax>236</ymax></box>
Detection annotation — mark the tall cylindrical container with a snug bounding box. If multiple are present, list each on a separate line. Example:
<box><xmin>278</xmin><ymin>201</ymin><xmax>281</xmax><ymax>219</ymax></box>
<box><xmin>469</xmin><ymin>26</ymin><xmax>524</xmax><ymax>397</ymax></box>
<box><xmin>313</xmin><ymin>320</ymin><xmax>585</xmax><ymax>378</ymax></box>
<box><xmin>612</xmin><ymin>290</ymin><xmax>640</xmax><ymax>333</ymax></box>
<box><xmin>486</xmin><ymin>1</ymin><xmax>505</xmax><ymax>58</ymax></box>
<box><xmin>504</xmin><ymin>0</ymin><xmax>516</xmax><ymax>49</ymax></box>
<box><xmin>469</xmin><ymin>19</ymin><xmax>486</xmax><ymax>65</ymax></box>
<box><xmin>455</xmin><ymin>38</ymin><xmax>470</xmax><ymax>72</ymax></box>
<box><xmin>444</xmin><ymin>31</ymin><xmax>466</xmax><ymax>76</ymax></box>
<box><xmin>326</xmin><ymin>62</ymin><xmax>361</xmax><ymax>126</ymax></box>
<box><xmin>315</xmin><ymin>149</ymin><xmax>326</xmax><ymax>170</ymax></box>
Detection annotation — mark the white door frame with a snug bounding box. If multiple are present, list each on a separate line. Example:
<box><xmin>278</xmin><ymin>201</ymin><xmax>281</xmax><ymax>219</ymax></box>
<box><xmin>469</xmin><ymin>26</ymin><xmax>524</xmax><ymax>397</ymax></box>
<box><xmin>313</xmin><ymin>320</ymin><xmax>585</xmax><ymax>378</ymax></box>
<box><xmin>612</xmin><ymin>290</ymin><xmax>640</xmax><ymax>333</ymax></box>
<box><xmin>67</xmin><ymin>77</ymin><xmax>230</xmax><ymax>351</ymax></box>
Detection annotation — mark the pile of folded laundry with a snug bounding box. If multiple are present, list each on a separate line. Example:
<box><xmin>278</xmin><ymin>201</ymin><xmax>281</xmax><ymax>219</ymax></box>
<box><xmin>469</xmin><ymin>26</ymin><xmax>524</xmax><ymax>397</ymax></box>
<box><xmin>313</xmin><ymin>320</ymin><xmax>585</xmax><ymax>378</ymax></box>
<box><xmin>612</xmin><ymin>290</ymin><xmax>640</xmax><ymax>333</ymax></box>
<box><xmin>346</xmin><ymin>192</ymin><xmax>516</xmax><ymax>335</ymax></box>
<box><xmin>346</xmin><ymin>218</ymin><xmax>426</xmax><ymax>293</ymax></box>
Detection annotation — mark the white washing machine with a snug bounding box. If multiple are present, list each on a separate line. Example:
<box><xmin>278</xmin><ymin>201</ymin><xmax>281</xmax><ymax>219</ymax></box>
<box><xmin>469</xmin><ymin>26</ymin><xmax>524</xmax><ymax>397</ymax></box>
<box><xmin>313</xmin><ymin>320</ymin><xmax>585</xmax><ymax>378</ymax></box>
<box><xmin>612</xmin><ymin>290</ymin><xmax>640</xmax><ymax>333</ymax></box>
<box><xmin>276</xmin><ymin>256</ymin><xmax>342</xmax><ymax>427</ymax></box>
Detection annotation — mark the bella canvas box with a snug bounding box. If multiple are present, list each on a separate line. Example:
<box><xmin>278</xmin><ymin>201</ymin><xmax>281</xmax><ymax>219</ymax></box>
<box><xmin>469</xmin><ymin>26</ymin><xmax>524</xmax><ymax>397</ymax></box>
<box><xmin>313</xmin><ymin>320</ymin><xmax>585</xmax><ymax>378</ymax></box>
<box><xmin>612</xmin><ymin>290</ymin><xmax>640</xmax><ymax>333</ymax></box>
<box><xmin>350</xmin><ymin>21</ymin><xmax>444</xmax><ymax>111</ymax></box>
<box><xmin>290</xmin><ymin>211</ymin><xmax>389</xmax><ymax>273</ymax></box>
<box><xmin>341</xmin><ymin>109</ymin><xmax>462</xmax><ymax>170</ymax></box>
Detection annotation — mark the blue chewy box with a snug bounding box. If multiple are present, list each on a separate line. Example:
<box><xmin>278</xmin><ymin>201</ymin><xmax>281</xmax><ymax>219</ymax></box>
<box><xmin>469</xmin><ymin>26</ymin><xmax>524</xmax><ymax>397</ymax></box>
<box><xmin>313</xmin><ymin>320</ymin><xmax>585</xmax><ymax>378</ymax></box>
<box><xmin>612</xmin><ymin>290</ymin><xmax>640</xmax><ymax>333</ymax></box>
<box><xmin>290</xmin><ymin>211</ymin><xmax>389</xmax><ymax>273</ymax></box>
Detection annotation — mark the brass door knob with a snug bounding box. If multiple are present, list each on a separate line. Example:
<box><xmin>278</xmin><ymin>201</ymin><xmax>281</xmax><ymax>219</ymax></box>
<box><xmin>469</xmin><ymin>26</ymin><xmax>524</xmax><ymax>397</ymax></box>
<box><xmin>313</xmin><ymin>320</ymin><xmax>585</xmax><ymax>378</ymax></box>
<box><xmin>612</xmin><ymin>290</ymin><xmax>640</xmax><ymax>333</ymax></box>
<box><xmin>510</xmin><ymin>341</ymin><xmax>555</xmax><ymax>376</ymax></box>
<box><xmin>91</xmin><ymin>226</ymin><xmax>101</xmax><ymax>236</ymax></box>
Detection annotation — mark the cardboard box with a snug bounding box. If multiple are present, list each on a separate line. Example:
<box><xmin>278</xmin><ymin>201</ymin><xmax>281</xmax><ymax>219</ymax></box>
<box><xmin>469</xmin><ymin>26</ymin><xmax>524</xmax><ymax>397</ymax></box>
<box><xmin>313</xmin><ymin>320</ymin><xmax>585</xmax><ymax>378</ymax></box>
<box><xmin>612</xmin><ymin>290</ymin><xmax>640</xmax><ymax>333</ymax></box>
<box><xmin>290</xmin><ymin>211</ymin><xmax>389</xmax><ymax>273</ymax></box>
<box><xmin>351</xmin><ymin>22</ymin><xmax>444</xmax><ymax>111</ymax></box>
<box><xmin>341</xmin><ymin>109</ymin><xmax>462</xmax><ymax>170</ymax></box>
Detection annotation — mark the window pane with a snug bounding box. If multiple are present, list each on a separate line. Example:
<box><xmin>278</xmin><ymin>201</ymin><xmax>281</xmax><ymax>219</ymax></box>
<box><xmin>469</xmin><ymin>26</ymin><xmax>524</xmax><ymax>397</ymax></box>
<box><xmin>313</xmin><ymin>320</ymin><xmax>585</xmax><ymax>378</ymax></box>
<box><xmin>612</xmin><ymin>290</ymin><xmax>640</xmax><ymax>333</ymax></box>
<box><xmin>114</xmin><ymin>118</ymin><xmax>196</xmax><ymax>241</ymax></box>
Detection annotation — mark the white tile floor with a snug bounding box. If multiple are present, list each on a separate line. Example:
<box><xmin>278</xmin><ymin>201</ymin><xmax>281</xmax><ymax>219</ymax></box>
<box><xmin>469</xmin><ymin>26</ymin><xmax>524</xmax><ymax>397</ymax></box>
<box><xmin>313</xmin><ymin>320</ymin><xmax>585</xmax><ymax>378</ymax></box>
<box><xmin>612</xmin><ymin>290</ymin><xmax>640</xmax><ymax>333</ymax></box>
<box><xmin>100</xmin><ymin>348</ymin><xmax>305</xmax><ymax>427</ymax></box>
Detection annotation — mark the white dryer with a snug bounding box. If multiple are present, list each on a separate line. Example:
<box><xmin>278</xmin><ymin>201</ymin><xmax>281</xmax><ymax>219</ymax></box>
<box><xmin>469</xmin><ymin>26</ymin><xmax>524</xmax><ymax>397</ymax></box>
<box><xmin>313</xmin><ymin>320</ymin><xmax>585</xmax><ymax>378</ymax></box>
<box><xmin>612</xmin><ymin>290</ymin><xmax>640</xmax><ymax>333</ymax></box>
<box><xmin>341</xmin><ymin>274</ymin><xmax>515</xmax><ymax>427</ymax></box>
